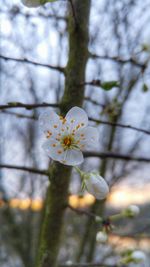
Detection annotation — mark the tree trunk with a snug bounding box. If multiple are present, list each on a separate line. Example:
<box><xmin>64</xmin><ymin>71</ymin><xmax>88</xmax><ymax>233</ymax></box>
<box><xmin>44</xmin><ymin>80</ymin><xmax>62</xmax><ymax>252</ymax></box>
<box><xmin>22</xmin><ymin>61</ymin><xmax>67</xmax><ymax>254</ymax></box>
<box><xmin>35</xmin><ymin>1</ymin><xmax>91</xmax><ymax>266</ymax></box>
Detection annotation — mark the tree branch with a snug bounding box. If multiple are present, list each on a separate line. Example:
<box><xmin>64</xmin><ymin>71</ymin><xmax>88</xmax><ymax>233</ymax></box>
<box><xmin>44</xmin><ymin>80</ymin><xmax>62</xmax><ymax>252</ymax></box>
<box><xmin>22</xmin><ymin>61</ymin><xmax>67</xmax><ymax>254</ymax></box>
<box><xmin>0</xmin><ymin>102</ymin><xmax>59</xmax><ymax>110</ymax></box>
<box><xmin>84</xmin><ymin>151</ymin><xmax>150</xmax><ymax>162</ymax></box>
<box><xmin>89</xmin><ymin>117</ymin><xmax>150</xmax><ymax>135</ymax></box>
<box><xmin>89</xmin><ymin>52</ymin><xmax>147</xmax><ymax>70</ymax></box>
<box><xmin>1</xmin><ymin>110</ymin><xmax>150</xmax><ymax>136</ymax></box>
<box><xmin>67</xmin><ymin>204</ymin><xmax>97</xmax><ymax>218</ymax></box>
<box><xmin>0</xmin><ymin>164</ymin><xmax>48</xmax><ymax>176</ymax></box>
<box><xmin>59</xmin><ymin>263</ymin><xmax>124</xmax><ymax>267</ymax></box>
<box><xmin>0</xmin><ymin>55</ymin><xmax>65</xmax><ymax>73</ymax></box>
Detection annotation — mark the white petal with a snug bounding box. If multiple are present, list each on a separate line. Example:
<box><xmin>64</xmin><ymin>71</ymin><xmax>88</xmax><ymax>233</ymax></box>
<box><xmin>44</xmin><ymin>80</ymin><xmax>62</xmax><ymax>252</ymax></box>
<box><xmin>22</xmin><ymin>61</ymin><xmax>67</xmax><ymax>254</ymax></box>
<box><xmin>85</xmin><ymin>173</ymin><xmax>109</xmax><ymax>200</ymax></box>
<box><xmin>39</xmin><ymin>110</ymin><xmax>62</xmax><ymax>134</ymax></box>
<box><xmin>60</xmin><ymin>149</ymin><xmax>84</xmax><ymax>166</ymax></box>
<box><xmin>42</xmin><ymin>139</ymin><xmax>65</xmax><ymax>162</ymax></box>
<box><xmin>21</xmin><ymin>0</ymin><xmax>41</xmax><ymax>7</ymax></box>
<box><xmin>77</xmin><ymin>126</ymin><xmax>99</xmax><ymax>150</ymax></box>
<box><xmin>65</xmin><ymin>107</ymin><xmax>88</xmax><ymax>132</ymax></box>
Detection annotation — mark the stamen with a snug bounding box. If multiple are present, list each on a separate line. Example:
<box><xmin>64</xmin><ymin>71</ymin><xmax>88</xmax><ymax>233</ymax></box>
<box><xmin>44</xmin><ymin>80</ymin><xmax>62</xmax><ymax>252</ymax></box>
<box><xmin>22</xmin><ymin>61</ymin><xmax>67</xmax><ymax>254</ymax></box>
<box><xmin>76</xmin><ymin>124</ymin><xmax>80</xmax><ymax>130</ymax></box>
<box><xmin>52</xmin><ymin>144</ymin><xmax>56</xmax><ymax>147</ymax></box>
<box><xmin>81</xmin><ymin>123</ymin><xmax>85</xmax><ymax>126</ymax></box>
<box><xmin>57</xmin><ymin>150</ymin><xmax>62</xmax><ymax>154</ymax></box>
<box><xmin>54</xmin><ymin>125</ymin><xmax>58</xmax><ymax>128</ymax></box>
<box><xmin>46</xmin><ymin>131</ymin><xmax>52</xmax><ymax>138</ymax></box>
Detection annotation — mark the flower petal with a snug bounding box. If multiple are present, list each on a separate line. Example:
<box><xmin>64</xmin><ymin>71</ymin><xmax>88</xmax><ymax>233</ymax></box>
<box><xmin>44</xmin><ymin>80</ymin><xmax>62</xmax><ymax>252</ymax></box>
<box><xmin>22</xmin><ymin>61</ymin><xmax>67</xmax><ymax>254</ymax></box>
<box><xmin>39</xmin><ymin>110</ymin><xmax>62</xmax><ymax>135</ymax></box>
<box><xmin>77</xmin><ymin>126</ymin><xmax>99</xmax><ymax>150</ymax></box>
<box><xmin>60</xmin><ymin>149</ymin><xmax>84</xmax><ymax>166</ymax></box>
<box><xmin>21</xmin><ymin>0</ymin><xmax>41</xmax><ymax>7</ymax></box>
<box><xmin>42</xmin><ymin>139</ymin><xmax>65</xmax><ymax>162</ymax></box>
<box><xmin>65</xmin><ymin>107</ymin><xmax>88</xmax><ymax>132</ymax></box>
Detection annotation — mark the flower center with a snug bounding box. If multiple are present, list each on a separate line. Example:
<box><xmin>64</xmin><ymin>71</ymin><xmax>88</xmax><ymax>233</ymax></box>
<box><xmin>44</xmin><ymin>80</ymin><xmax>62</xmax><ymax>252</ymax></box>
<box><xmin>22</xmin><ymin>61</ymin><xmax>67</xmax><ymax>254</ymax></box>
<box><xmin>63</xmin><ymin>136</ymin><xmax>72</xmax><ymax>147</ymax></box>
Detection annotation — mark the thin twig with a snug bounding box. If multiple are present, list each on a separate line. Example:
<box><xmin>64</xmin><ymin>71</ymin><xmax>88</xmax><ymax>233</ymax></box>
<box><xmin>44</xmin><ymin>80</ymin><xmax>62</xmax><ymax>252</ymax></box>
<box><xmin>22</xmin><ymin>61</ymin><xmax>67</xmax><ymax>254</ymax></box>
<box><xmin>67</xmin><ymin>204</ymin><xmax>97</xmax><ymax>218</ymax></box>
<box><xmin>0</xmin><ymin>55</ymin><xmax>65</xmax><ymax>73</ymax></box>
<box><xmin>1</xmin><ymin>110</ymin><xmax>37</xmax><ymax>119</ymax></box>
<box><xmin>90</xmin><ymin>52</ymin><xmax>147</xmax><ymax>70</ymax></box>
<box><xmin>0</xmin><ymin>164</ymin><xmax>48</xmax><ymax>176</ymax></box>
<box><xmin>59</xmin><ymin>263</ymin><xmax>123</xmax><ymax>267</ymax></box>
<box><xmin>84</xmin><ymin>97</ymin><xmax>105</xmax><ymax>107</ymax></box>
<box><xmin>0</xmin><ymin>102</ymin><xmax>59</xmax><ymax>110</ymax></box>
<box><xmin>89</xmin><ymin>117</ymin><xmax>150</xmax><ymax>135</ymax></box>
<box><xmin>1</xmin><ymin>110</ymin><xmax>150</xmax><ymax>136</ymax></box>
<box><xmin>84</xmin><ymin>151</ymin><xmax>150</xmax><ymax>162</ymax></box>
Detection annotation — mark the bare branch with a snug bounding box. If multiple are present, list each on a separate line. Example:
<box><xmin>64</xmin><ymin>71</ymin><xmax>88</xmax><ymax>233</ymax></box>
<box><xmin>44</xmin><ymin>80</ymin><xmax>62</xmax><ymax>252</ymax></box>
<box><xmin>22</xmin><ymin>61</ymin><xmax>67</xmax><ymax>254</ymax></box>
<box><xmin>67</xmin><ymin>204</ymin><xmax>97</xmax><ymax>218</ymax></box>
<box><xmin>1</xmin><ymin>110</ymin><xmax>36</xmax><ymax>119</ymax></box>
<box><xmin>1</xmin><ymin>110</ymin><xmax>150</xmax><ymax>136</ymax></box>
<box><xmin>89</xmin><ymin>52</ymin><xmax>147</xmax><ymax>70</ymax></box>
<box><xmin>84</xmin><ymin>151</ymin><xmax>150</xmax><ymax>162</ymax></box>
<box><xmin>0</xmin><ymin>164</ymin><xmax>48</xmax><ymax>176</ymax></box>
<box><xmin>89</xmin><ymin>117</ymin><xmax>150</xmax><ymax>135</ymax></box>
<box><xmin>0</xmin><ymin>102</ymin><xmax>59</xmax><ymax>110</ymax></box>
<box><xmin>0</xmin><ymin>55</ymin><xmax>65</xmax><ymax>73</ymax></box>
<box><xmin>59</xmin><ymin>263</ymin><xmax>123</xmax><ymax>267</ymax></box>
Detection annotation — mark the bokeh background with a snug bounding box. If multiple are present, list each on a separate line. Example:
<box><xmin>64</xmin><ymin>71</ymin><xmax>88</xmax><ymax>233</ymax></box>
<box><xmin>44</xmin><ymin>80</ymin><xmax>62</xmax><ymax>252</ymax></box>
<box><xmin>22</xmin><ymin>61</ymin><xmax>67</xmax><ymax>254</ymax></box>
<box><xmin>0</xmin><ymin>0</ymin><xmax>150</xmax><ymax>266</ymax></box>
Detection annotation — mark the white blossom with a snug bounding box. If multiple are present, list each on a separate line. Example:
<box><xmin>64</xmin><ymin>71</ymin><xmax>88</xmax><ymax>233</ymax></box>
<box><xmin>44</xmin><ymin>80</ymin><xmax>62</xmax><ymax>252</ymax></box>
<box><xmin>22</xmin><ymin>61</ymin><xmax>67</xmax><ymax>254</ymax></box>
<box><xmin>83</xmin><ymin>172</ymin><xmax>109</xmax><ymax>200</ymax></box>
<box><xmin>39</xmin><ymin>107</ymin><xmax>99</xmax><ymax>166</ymax></box>
<box><xmin>131</xmin><ymin>250</ymin><xmax>146</xmax><ymax>262</ymax></box>
<box><xmin>124</xmin><ymin>205</ymin><xmax>140</xmax><ymax>217</ymax></box>
<box><xmin>96</xmin><ymin>231</ymin><xmax>108</xmax><ymax>243</ymax></box>
<box><xmin>21</xmin><ymin>0</ymin><xmax>56</xmax><ymax>8</ymax></box>
<box><xmin>21</xmin><ymin>0</ymin><xmax>42</xmax><ymax>7</ymax></box>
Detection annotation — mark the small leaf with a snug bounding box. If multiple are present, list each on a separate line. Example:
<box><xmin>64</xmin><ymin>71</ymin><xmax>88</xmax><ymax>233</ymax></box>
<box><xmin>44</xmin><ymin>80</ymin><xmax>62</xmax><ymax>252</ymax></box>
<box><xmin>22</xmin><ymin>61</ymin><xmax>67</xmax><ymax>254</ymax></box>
<box><xmin>142</xmin><ymin>83</ymin><xmax>149</xmax><ymax>92</ymax></box>
<box><xmin>101</xmin><ymin>81</ymin><xmax>119</xmax><ymax>91</ymax></box>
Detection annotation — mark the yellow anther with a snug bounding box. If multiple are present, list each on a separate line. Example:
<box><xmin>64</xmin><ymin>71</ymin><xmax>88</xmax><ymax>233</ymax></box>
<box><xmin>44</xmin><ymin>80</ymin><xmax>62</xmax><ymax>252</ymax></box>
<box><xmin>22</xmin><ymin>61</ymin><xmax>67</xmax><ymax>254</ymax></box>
<box><xmin>63</xmin><ymin>137</ymin><xmax>72</xmax><ymax>147</ymax></box>
<box><xmin>46</xmin><ymin>131</ymin><xmax>52</xmax><ymax>138</ymax></box>
<box><xmin>52</xmin><ymin>144</ymin><xmax>56</xmax><ymax>147</ymax></box>
<box><xmin>57</xmin><ymin>150</ymin><xmax>62</xmax><ymax>154</ymax></box>
<box><xmin>54</xmin><ymin>125</ymin><xmax>58</xmax><ymax>128</ymax></box>
<box><xmin>76</xmin><ymin>124</ymin><xmax>80</xmax><ymax>129</ymax></box>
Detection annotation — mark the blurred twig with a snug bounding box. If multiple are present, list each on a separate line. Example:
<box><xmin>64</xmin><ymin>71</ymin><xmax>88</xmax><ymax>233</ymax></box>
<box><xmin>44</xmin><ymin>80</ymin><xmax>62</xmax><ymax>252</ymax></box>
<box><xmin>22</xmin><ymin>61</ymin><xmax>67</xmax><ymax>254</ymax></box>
<box><xmin>0</xmin><ymin>164</ymin><xmax>48</xmax><ymax>176</ymax></box>
<box><xmin>0</xmin><ymin>55</ymin><xmax>65</xmax><ymax>73</ymax></box>
<box><xmin>0</xmin><ymin>102</ymin><xmax>59</xmax><ymax>110</ymax></box>
<box><xmin>89</xmin><ymin>52</ymin><xmax>147</xmax><ymax>70</ymax></box>
<box><xmin>89</xmin><ymin>117</ymin><xmax>150</xmax><ymax>135</ymax></box>
<box><xmin>84</xmin><ymin>151</ymin><xmax>150</xmax><ymax>162</ymax></box>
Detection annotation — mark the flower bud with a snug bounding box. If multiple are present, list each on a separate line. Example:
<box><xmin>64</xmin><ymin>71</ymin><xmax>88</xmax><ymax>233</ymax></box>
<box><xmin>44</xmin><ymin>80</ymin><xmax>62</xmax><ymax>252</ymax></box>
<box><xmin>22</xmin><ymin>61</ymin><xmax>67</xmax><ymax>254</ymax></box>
<box><xmin>21</xmin><ymin>0</ymin><xmax>42</xmax><ymax>7</ymax></box>
<box><xmin>123</xmin><ymin>205</ymin><xmax>140</xmax><ymax>217</ymax></box>
<box><xmin>83</xmin><ymin>172</ymin><xmax>109</xmax><ymax>200</ymax></box>
<box><xmin>96</xmin><ymin>231</ymin><xmax>108</xmax><ymax>243</ymax></box>
<box><xmin>131</xmin><ymin>250</ymin><xmax>146</xmax><ymax>263</ymax></box>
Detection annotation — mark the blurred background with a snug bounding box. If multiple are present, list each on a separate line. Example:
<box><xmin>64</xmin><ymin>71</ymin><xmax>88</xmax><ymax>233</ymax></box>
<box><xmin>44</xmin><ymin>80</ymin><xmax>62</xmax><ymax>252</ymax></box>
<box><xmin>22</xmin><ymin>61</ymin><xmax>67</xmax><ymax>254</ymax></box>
<box><xmin>0</xmin><ymin>0</ymin><xmax>150</xmax><ymax>266</ymax></box>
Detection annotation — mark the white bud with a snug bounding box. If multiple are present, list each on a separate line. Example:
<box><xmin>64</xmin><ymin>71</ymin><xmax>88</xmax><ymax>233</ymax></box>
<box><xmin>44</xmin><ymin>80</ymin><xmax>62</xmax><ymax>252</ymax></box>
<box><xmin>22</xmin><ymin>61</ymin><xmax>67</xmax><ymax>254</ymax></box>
<box><xmin>83</xmin><ymin>172</ymin><xmax>109</xmax><ymax>200</ymax></box>
<box><xmin>21</xmin><ymin>0</ymin><xmax>42</xmax><ymax>7</ymax></box>
<box><xmin>125</xmin><ymin>205</ymin><xmax>140</xmax><ymax>217</ymax></box>
<box><xmin>96</xmin><ymin>231</ymin><xmax>108</xmax><ymax>243</ymax></box>
<box><xmin>65</xmin><ymin>260</ymin><xmax>72</xmax><ymax>266</ymax></box>
<box><xmin>131</xmin><ymin>250</ymin><xmax>146</xmax><ymax>262</ymax></box>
